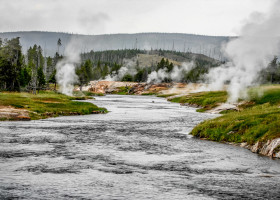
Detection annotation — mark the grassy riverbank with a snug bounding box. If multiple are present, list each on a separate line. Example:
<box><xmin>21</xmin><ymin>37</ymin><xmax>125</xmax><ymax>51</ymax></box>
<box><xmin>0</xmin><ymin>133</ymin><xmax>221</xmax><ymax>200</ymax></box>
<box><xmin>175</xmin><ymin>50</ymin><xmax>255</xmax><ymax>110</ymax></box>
<box><xmin>168</xmin><ymin>91</ymin><xmax>228</xmax><ymax>112</ymax></box>
<box><xmin>0</xmin><ymin>91</ymin><xmax>107</xmax><ymax>120</ymax></box>
<box><xmin>167</xmin><ymin>85</ymin><xmax>280</xmax><ymax>146</ymax></box>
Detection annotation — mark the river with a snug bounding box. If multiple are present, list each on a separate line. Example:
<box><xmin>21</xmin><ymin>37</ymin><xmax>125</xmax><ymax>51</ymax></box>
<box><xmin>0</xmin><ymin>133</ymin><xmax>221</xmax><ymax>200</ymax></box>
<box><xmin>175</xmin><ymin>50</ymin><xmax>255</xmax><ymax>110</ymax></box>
<box><xmin>0</xmin><ymin>95</ymin><xmax>280</xmax><ymax>199</ymax></box>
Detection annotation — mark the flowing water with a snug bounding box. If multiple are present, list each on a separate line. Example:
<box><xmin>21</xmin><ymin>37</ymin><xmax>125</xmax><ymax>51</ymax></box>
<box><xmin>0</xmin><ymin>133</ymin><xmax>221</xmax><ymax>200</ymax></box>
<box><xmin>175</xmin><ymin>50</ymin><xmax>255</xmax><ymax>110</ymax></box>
<box><xmin>0</xmin><ymin>95</ymin><xmax>280</xmax><ymax>200</ymax></box>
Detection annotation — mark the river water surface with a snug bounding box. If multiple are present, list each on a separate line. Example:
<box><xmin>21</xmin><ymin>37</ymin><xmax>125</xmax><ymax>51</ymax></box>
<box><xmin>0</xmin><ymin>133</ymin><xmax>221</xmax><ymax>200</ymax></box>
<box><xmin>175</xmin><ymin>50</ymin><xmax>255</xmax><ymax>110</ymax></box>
<box><xmin>0</xmin><ymin>95</ymin><xmax>280</xmax><ymax>199</ymax></box>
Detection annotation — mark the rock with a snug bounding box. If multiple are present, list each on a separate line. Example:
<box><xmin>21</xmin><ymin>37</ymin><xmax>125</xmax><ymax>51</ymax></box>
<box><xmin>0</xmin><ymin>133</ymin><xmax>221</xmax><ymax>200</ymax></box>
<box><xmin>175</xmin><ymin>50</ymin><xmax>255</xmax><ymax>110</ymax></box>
<box><xmin>251</xmin><ymin>141</ymin><xmax>261</xmax><ymax>153</ymax></box>
<box><xmin>240</xmin><ymin>142</ymin><xmax>248</xmax><ymax>148</ymax></box>
<box><xmin>275</xmin><ymin>151</ymin><xmax>280</xmax><ymax>158</ymax></box>
<box><xmin>227</xmin><ymin>131</ymin><xmax>235</xmax><ymax>136</ymax></box>
<box><xmin>180</xmin><ymin>103</ymin><xmax>201</xmax><ymax>108</ymax></box>
<box><xmin>206</xmin><ymin>103</ymin><xmax>239</xmax><ymax>114</ymax></box>
<box><xmin>259</xmin><ymin>138</ymin><xmax>280</xmax><ymax>157</ymax></box>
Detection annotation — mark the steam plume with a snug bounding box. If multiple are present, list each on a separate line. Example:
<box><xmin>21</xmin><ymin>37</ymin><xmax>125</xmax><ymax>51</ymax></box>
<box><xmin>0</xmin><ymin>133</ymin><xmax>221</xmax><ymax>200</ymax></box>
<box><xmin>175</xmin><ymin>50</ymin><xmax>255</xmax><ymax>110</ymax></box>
<box><xmin>56</xmin><ymin>37</ymin><xmax>81</xmax><ymax>96</ymax></box>
<box><xmin>147</xmin><ymin>62</ymin><xmax>195</xmax><ymax>83</ymax></box>
<box><xmin>207</xmin><ymin>1</ymin><xmax>280</xmax><ymax>102</ymax></box>
<box><xmin>105</xmin><ymin>59</ymin><xmax>137</xmax><ymax>81</ymax></box>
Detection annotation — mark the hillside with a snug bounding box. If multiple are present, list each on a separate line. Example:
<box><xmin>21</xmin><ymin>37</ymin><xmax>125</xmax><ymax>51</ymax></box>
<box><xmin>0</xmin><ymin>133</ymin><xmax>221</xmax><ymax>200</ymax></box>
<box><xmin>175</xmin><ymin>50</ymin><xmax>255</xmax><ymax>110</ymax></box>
<box><xmin>0</xmin><ymin>31</ymin><xmax>231</xmax><ymax>59</ymax></box>
<box><xmin>78</xmin><ymin>49</ymin><xmax>220</xmax><ymax>84</ymax></box>
<box><xmin>81</xmin><ymin>49</ymin><xmax>219</xmax><ymax>67</ymax></box>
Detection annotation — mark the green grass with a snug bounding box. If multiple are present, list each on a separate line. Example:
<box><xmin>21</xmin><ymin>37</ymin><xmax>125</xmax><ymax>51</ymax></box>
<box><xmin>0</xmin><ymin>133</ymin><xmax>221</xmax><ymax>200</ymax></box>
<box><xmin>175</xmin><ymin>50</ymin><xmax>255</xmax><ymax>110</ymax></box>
<box><xmin>72</xmin><ymin>91</ymin><xmax>95</xmax><ymax>99</ymax></box>
<box><xmin>188</xmin><ymin>86</ymin><xmax>280</xmax><ymax>145</ymax></box>
<box><xmin>157</xmin><ymin>93</ymin><xmax>178</xmax><ymax>98</ymax></box>
<box><xmin>91</xmin><ymin>93</ymin><xmax>105</xmax><ymax>96</ymax></box>
<box><xmin>169</xmin><ymin>91</ymin><xmax>228</xmax><ymax>110</ymax></box>
<box><xmin>141</xmin><ymin>92</ymin><xmax>158</xmax><ymax>96</ymax></box>
<box><xmin>111</xmin><ymin>86</ymin><xmax>132</xmax><ymax>95</ymax></box>
<box><xmin>191</xmin><ymin>104</ymin><xmax>280</xmax><ymax>144</ymax></box>
<box><xmin>0</xmin><ymin>91</ymin><xmax>107</xmax><ymax>120</ymax></box>
<box><xmin>249</xmin><ymin>88</ymin><xmax>280</xmax><ymax>105</ymax></box>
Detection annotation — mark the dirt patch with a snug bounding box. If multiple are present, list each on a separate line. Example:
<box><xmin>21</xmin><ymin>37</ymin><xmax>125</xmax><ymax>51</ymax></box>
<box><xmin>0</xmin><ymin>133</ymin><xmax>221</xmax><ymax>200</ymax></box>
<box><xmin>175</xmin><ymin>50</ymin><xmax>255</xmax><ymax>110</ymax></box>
<box><xmin>0</xmin><ymin>106</ymin><xmax>30</xmax><ymax>121</ymax></box>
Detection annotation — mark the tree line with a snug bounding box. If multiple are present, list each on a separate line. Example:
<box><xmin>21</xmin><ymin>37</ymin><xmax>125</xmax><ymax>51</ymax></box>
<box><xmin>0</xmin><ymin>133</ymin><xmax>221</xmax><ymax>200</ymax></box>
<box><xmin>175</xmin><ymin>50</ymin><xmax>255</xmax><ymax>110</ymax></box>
<box><xmin>1</xmin><ymin>38</ymin><xmax>280</xmax><ymax>94</ymax></box>
<box><xmin>0</xmin><ymin>37</ymin><xmax>62</xmax><ymax>93</ymax></box>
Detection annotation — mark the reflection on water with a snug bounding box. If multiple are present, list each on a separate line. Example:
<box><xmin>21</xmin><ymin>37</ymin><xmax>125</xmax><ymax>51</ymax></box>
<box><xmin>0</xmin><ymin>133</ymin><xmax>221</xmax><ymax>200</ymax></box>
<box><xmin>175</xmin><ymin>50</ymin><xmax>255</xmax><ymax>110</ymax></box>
<box><xmin>0</xmin><ymin>95</ymin><xmax>280</xmax><ymax>199</ymax></box>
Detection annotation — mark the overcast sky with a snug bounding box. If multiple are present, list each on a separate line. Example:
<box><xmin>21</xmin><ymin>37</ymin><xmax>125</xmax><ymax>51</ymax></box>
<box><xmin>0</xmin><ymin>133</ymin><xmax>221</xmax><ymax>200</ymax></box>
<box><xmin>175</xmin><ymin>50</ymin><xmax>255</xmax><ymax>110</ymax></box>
<box><xmin>0</xmin><ymin>0</ymin><xmax>274</xmax><ymax>36</ymax></box>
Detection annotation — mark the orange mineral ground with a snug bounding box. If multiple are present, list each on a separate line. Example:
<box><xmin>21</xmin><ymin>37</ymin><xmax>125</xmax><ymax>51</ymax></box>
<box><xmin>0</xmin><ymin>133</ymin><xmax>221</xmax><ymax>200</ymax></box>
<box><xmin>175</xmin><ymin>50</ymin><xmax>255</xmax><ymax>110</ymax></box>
<box><xmin>75</xmin><ymin>80</ymin><xmax>213</xmax><ymax>96</ymax></box>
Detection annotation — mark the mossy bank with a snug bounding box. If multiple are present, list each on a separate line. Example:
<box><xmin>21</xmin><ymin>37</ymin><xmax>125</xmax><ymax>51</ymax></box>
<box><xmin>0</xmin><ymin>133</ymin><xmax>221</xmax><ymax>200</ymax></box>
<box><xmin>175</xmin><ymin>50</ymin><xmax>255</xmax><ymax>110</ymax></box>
<box><xmin>0</xmin><ymin>91</ymin><xmax>107</xmax><ymax>121</ymax></box>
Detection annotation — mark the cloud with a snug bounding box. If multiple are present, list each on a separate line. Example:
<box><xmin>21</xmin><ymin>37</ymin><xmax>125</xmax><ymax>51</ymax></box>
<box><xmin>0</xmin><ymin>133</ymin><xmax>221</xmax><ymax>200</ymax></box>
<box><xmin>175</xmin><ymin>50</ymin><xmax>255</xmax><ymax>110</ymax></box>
<box><xmin>78</xmin><ymin>11</ymin><xmax>111</xmax><ymax>34</ymax></box>
<box><xmin>0</xmin><ymin>0</ymin><xmax>273</xmax><ymax>36</ymax></box>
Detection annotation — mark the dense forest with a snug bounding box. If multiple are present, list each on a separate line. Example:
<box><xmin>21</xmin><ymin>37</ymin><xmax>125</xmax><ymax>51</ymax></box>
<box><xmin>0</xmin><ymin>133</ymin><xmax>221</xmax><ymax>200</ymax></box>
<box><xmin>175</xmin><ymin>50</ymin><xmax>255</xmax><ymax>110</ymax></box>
<box><xmin>0</xmin><ymin>37</ymin><xmax>60</xmax><ymax>93</ymax></box>
<box><xmin>1</xmin><ymin>37</ymin><xmax>280</xmax><ymax>93</ymax></box>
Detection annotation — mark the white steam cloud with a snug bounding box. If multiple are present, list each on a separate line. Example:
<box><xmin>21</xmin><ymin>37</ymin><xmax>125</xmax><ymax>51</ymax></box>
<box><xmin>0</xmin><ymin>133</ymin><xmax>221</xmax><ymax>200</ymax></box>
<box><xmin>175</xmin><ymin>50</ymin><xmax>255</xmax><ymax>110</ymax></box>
<box><xmin>147</xmin><ymin>62</ymin><xmax>195</xmax><ymax>83</ymax></box>
<box><xmin>206</xmin><ymin>1</ymin><xmax>280</xmax><ymax>102</ymax></box>
<box><xmin>105</xmin><ymin>59</ymin><xmax>137</xmax><ymax>81</ymax></box>
<box><xmin>56</xmin><ymin>37</ymin><xmax>82</xmax><ymax>96</ymax></box>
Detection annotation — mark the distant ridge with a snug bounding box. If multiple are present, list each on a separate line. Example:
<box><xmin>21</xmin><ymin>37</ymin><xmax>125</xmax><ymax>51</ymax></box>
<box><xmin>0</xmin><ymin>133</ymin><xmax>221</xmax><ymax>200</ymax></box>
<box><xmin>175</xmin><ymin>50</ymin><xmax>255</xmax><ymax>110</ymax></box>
<box><xmin>0</xmin><ymin>31</ymin><xmax>232</xmax><ymax>59</ymax></box>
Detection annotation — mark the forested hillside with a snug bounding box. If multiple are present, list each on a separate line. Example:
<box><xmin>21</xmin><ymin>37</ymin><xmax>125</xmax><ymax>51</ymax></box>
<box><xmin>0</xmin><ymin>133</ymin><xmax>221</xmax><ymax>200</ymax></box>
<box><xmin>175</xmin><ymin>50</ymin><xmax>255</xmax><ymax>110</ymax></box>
<box><xmin>0</xmin><ymin>31</ymin><xmax>231</xmax><ymax>59</ymax></box>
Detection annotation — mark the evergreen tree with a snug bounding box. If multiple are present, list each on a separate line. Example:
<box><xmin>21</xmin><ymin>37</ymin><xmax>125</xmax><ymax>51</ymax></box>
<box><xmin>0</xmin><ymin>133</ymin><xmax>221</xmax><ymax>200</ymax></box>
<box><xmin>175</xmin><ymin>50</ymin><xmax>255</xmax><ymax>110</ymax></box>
<box><xmin>27</xmin><ymin>44</ymin><xmax>46</xmax><ymax>94</ymax></box>
<box><xmin>19</xmin><ymin>67</ymin><xmax>31</xmax><ymax>87</ymax></box>
<box><xmin>48</xmin><ymin>69</ymin><xmax>57</xmax><ymax>91</ymax></box>
<box><xmin>0</xmin><ymin>37</ymin><xmax>24</xmax><ymax>91</ymax></box>
<box><xmin>102</xmin><ymin>64</ymin><xmax>109</xmax><ymax>79</ymax></box>
<box><xmin>134</xmin><ymin>69</ymin><xmax>144</xmax><ymax>82</ymax></box>
<box><xmin>122</xmin><ymin>74</ymin><xmax>133</xmax><ymax>82</ymax></box>
<box><xmin>37</xmin><ymin>67</ymin><xmax>46</xmax><ymax>91</ymax></box>
<box><xmin>57</xmin><ymin>38</ymin><xmax>62</xmax><ymax>55</ymax></box>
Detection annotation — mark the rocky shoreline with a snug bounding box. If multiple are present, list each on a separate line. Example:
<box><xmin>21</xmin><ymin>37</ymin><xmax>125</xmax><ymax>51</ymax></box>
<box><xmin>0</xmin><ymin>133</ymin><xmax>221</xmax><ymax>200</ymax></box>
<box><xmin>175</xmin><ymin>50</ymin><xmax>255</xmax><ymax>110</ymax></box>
<box><xmin>238</xmin><ymin>139</ymin><xmax>280</xmax><ymax>158</ymax></box>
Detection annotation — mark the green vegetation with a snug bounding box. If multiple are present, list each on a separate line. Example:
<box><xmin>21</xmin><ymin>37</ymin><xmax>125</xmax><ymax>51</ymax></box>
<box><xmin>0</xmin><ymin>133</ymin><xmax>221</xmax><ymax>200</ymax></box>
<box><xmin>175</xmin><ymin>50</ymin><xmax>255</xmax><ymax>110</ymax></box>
<box><xmin>0</xmin><ymin>91</ymin><xmax>107</xmax><ymax>120</ymax></box>
<box><xmin>157</xmin><ymin>93</ymin><xmax>178</xmax><ymax>98</ymax></box>
<box><xmin>191</xmin><ymin>104</ymin><xmax>280</xmax><ymax>145</ymax></box>
<box><xmin>0</xmin><ymin>37</ymin><xmax>62</xmax><ymax>93</ymax></box>
<box><xmin>72</xmin><ymin>90</ymin><xmax>95</xmax><ymax>98</ymax></box>
<box><xmin>111</xmin><ymin>86</ymin><xmax>132</xmax><ymax>95</ymax></box>
<box><xmin>0</xmin><ymin>38</ymin><xmax>108</xmax><ymax>121</ymax></box>
<box><xmin>91</xmin><ymin>92</ymin><xmax>105</xmax><ymax>96</ymax></box>
<box><xmin>141</xmin><ymin>92</ymin><xmax>158</xmax><ymax>96</ymax></box>
<box><xmin>80</xmin><ymin>49</ymin><xmax>220</xmax><ymax>83</ymax></box>
<box><xmin>169</xmin><ymin>91</ymin><xmax>228</xmax><ymax>110</ymax></box>
<box><xmin>141</xmin><ymin>92</ymin><xmax>157</xmax><ymax>96</ymax></box>
<box><xmin>185</xmin><ymin>86</ymin><xmax>280</xmax><ymax>145</ymax></box>
<box><xmin>80</xmin><ymin>49</ymin><xmax>280</xmax><ymax>85</ymax></box>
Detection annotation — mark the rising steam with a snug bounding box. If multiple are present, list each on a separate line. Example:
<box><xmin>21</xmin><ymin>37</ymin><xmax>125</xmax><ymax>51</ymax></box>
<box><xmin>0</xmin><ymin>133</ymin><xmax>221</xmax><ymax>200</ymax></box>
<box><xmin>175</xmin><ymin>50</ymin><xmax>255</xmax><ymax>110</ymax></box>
<box><xmin>56</xmin><ymin>37</ymin><xmax>81</xmax><ymax>96</ymax></box>
<box><xmin>147</xmin><ymin>62</ymin><xmax>195</xmax><ymax>83</ymax></box>
<box><xmin>105</xmin><ymin>59</ymin><xmax>137</xmax><ymax>81</ymax></box>
<box><xmin>207</xmin><ymin>1</ymin><xmax>280</xmax><ymax>102</ymax></box>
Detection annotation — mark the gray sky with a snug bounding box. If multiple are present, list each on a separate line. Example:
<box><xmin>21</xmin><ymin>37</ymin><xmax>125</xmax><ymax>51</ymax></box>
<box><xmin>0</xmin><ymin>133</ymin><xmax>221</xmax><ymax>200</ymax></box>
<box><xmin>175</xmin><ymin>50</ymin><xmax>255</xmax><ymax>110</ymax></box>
<box><xmin>0</xmin><ymin>0</ymin><xmax>274</xmax><ymax>36</ymax></box>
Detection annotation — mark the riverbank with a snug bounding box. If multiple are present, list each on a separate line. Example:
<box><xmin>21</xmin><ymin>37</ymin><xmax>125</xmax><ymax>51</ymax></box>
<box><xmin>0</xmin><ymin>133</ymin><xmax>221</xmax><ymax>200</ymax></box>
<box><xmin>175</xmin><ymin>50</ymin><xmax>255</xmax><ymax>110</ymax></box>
<box><xmin>166</xmin><ymin>85</ymin><xmax>280</xmax><ymax>158</ymax></box>
<box><xmin>0</xmin><ymin>91</ymin><xmax>107</xmax><ymax>121</ymax></box>
<box><xmin>78</xmin><ymin>80</ymin><xmax>280</xmax><ymax>158</ymax></box>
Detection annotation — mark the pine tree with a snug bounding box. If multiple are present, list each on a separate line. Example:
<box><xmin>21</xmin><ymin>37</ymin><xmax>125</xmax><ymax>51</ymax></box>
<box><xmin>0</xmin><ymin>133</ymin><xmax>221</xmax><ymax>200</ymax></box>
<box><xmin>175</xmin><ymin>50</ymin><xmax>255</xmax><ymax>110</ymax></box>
<box><xmin>0</xmin><ymin>37</ymin><xmax>24</xmax><ymax>91</ymax></box>
<box><xmin>57</xmin><ymin>38</ymin><xmax>62</xmax><ymax>55</ymax></box>
<box><xmin>37</xmin><ymin>67</ymin><xmax>46</xmax><ymax>91</ymax></box>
